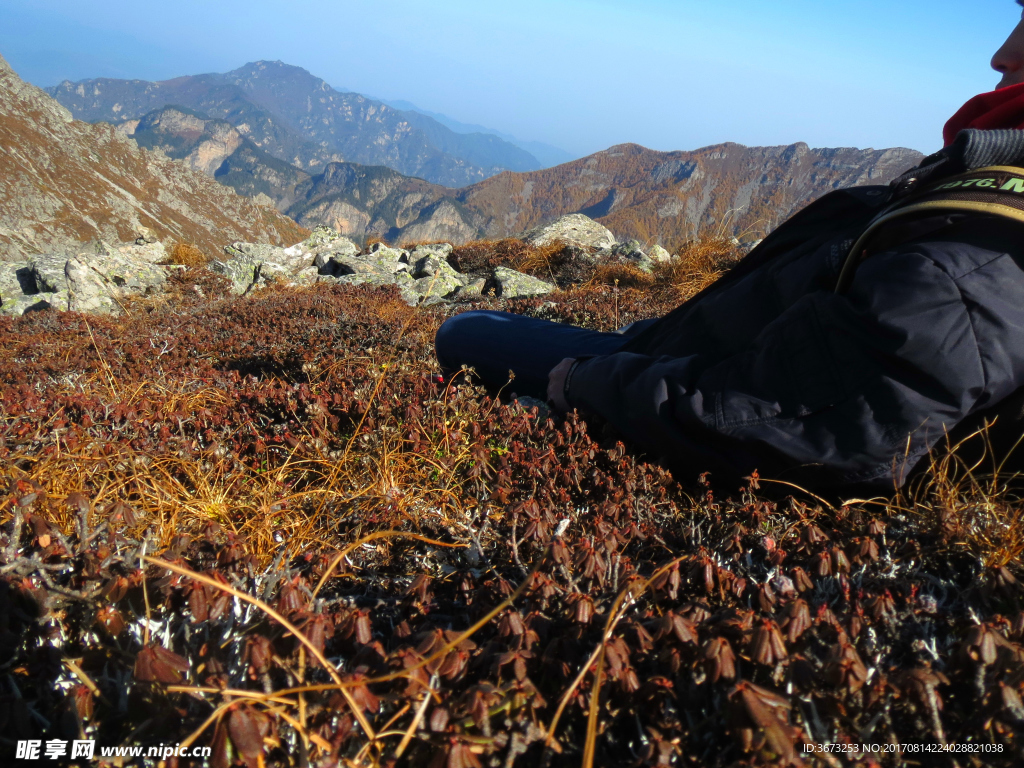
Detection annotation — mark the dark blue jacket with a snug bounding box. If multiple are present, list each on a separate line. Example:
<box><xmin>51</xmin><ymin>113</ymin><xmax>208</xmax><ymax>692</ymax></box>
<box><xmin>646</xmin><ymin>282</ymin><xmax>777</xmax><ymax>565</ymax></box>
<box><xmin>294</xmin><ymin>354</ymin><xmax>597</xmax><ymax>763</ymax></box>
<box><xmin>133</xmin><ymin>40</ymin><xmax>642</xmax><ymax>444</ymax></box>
<box><xmin>565</xmin><ymin>173</ymin><xmax>1024</xmax><ymax>493</ymax></box>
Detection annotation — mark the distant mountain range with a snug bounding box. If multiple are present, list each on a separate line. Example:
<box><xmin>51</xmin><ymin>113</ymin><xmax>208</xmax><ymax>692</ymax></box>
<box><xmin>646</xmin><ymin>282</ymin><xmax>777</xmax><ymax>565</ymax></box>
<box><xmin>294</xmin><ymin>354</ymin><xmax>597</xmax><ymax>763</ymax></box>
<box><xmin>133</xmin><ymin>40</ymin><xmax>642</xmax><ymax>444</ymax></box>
<box><xmin>376</xmin><ymin>98</ymin><xmax>575</xmax><ymax>169</ymax></box>
<box><xmin>37</xmin><ymin>57</ymin><xmax>924</xmax><ymax>251</ymax></box>
<box><xmin>48</xmin><ymin>61</ymin><xmax>547</xmax><ymax>187</ymax></box>
<box><xmin>279</xmin><ymin>142</ymin><xmax>924</xmax><ymax>246</ymax></box>
<box><xmin>87</xmin><ymin>100</ymin><xmax>924</xmax><ymax>247</ymax></box>
<box><xmin>0</xmin><ymin>54</ymin><xmax>305</xmax><ymax>261</ymax></box>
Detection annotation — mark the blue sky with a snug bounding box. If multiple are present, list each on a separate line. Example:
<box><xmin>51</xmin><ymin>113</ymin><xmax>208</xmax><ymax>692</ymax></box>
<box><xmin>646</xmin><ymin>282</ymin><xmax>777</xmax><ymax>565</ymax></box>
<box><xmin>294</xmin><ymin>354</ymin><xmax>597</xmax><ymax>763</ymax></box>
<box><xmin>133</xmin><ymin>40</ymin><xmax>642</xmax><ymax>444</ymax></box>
<box><xmin>1</xmin><ymin>0</ymin><xmax>1021</xmax><ymax>158</ymax></box>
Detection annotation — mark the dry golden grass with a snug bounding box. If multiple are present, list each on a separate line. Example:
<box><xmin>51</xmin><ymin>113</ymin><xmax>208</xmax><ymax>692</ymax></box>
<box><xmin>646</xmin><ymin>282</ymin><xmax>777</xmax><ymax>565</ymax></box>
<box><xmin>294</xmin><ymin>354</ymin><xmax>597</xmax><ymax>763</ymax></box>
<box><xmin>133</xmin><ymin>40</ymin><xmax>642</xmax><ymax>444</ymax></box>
<box><xmin>653</xmin><ymin>235</ymin><xmax>739</xmax><ymax>300</ymax></box>
<box><xmin>508</xmin><ymin>241</ymin><xmax>571</xmax><ymax>276</ymax></box>
<box><xmin>585</xmin><ymin>262</ymin><xmax>655</xmax><ymax>290</ymax></box>
<box><xmin>168</xmin><ymin>241</ymin><xmax>210</xmax><ymax>268</ymax></box>
<box><xmin>904</xmin><ymin>427</ymin><xmax>1024</xmax><ymax>570</ymax></box>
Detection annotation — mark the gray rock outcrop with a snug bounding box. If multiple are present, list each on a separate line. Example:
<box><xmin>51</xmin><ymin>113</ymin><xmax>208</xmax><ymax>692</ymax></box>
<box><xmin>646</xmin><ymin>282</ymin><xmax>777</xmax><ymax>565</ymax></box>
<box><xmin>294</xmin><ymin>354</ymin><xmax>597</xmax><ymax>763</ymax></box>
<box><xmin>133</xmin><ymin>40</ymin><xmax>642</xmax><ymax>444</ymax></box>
<box><xmin>648</xmin><ymin>244</ymin><xmax>673</xmax><ymax>263</ymax></box>
<box><xmin>2</xmin><ymin>223</ymin><xmax>560</xmax><ymax>314</ymax></box>
<box><xmin>521</xmin><ymin>214</ymin><xmax>617</xmax><ymax>251</ymax></box>
<box><xmin>400</xmin><ymin>271</ymin><xmax>465</xmax><ymax>306</ymax></box>
<box><xmin>606</xmin><ymin>240</ymin><xmax>654</xmax><ymax>272</ymax></box>
<box><xmin>0</xmin><ymin>240</ymin><xmax>171</xmax><ymax>316</ymax></box>
<box><xmin>493</xmin><ymin>266</ymin><xmax>556</xmax><ymax>299</ymax></box>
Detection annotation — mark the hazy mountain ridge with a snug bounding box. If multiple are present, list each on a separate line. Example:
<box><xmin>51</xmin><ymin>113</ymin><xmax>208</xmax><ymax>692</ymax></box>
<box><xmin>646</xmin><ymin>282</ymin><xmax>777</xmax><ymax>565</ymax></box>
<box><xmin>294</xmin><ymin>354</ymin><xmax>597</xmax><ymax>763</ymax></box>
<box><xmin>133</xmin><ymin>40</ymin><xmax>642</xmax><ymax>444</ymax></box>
<box><xmin>379</xmin><ymin>98</ymin><xmax>575</xmax><ymax>168</ymax></box>
<box><xmin>0</xmin><ymin>54</ymin><xmax>306</xmax><ymax>261</ymax></box>
<box><xmin>464</xmin><ymin>141</ymin><xmax>924</xmax><ymax>246</ymax></box>
<box><xmin>275</xmin><ymin>141</ymin><xmax>924</xmax><ymax>246</ymax></box>
<box><xmin>36</xmin><ymin>57</ymin><xmax>922</xmax><ymax>250</ymax></box>
<box><xmin>48</xmin><ymin>61</ymin><xmax>543</xmax><ymax>187</ymax></box>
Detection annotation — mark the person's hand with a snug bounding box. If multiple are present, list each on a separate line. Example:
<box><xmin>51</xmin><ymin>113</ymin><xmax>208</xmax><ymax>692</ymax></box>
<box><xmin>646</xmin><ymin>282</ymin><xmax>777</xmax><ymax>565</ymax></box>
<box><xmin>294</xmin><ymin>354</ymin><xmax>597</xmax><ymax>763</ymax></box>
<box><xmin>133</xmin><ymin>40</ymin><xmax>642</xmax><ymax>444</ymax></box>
<box><xmin>547</xmin><ymin>358</ymin><xmax>577</xmax><ymax>412</ymax></box>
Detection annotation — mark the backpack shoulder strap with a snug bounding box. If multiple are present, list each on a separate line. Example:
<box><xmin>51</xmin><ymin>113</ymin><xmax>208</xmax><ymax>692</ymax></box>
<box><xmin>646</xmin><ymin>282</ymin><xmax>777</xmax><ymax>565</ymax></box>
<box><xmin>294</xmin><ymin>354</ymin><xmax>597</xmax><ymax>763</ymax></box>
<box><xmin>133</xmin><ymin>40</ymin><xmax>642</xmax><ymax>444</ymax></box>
<box><xmin>835</xmin><ymin>165</ymin><xmax>1024</xmax><ymax>293</ymax></box>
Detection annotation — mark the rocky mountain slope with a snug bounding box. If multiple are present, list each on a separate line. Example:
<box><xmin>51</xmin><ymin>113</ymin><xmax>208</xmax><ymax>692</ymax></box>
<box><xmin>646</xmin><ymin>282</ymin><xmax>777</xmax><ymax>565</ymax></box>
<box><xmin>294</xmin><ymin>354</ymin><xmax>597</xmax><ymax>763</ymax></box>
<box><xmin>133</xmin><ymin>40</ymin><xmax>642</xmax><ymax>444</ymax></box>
<box><xmin>285</xmin><ymin>162</ymin><xmax>477</xmax><ymax>243</ymax></box>
<box><xmin>119</xmin><ymin>106</ymin><xmax>313</xmax><ymax>210</ymax></box>
<box><xmin>279</xmin><ymin>141</ymin><xmax>924</xmax><ymax>246</ymax></box>
<box><xmin>0</xmin><ymin>54</ymin><xmax>307</xmax><ymax>262</ymax></box>
<box><xmin>48</xmin><ymin>61</ymin><xmax>542</xmax><ymax>187</ymax></box>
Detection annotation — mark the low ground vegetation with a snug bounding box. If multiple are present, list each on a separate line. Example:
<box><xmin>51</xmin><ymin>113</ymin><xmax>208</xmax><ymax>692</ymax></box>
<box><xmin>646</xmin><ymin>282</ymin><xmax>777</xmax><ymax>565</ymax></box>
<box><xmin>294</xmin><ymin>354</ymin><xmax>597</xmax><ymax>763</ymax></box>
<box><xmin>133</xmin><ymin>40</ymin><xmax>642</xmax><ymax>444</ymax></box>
<box><xmin>0</xmin><ymin>239</ymin><xmax>1022</xmax><ymax>767</ymax></box>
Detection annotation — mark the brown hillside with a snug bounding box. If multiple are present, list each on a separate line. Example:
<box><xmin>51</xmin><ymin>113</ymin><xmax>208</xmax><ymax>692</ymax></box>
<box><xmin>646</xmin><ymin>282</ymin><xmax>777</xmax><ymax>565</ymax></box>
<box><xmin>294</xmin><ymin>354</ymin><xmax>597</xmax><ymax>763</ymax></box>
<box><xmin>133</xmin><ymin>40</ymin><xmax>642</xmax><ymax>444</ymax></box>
<box><xmin>0</xmin><ymin>54</ymin><xmax>307</xmax><ymax>261</ymax></box>
<box><xmin>458</xmin><ymin>142</ymin><xmax>924</xmax><ymax>246</ymax></box>
<box><xmin>271</xmin><ymin>141</ymin><xmax>924</xmax><ymax>247</ymax></box>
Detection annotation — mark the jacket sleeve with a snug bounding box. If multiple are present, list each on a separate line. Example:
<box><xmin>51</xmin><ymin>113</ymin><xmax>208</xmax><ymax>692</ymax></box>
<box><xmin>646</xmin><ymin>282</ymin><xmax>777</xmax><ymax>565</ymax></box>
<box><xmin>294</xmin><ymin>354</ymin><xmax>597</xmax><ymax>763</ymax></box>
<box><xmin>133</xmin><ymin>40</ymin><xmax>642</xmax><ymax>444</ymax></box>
<box><xmin>566</xmin><ymin>240</ymin><xmax>1004</xmax><ymax>490</ymax></box>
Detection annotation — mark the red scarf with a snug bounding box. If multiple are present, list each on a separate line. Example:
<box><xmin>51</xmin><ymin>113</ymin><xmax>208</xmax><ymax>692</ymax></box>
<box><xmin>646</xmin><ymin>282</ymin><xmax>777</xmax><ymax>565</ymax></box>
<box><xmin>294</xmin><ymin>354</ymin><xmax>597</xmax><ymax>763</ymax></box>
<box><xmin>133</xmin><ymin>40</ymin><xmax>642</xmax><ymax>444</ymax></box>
<box><xmin>944</xmin><ymin>81</ymin><xmax>1024</xmax><ymax>146</ymax></box>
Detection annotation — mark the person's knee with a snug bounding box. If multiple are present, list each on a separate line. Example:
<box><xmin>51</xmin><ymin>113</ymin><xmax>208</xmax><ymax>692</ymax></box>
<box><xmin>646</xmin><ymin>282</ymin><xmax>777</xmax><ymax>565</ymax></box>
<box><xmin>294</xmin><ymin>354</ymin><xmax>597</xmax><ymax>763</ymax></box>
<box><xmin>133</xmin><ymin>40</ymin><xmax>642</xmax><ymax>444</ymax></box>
<box><xmin>435</xmin><ymin>317</ymin><xmax>459</xmax><ymax>371</ymax></box>
<box><xmin>435</xmin><ymin>311</ymin><xmax>490</xmax><ymax>371</ymax></box>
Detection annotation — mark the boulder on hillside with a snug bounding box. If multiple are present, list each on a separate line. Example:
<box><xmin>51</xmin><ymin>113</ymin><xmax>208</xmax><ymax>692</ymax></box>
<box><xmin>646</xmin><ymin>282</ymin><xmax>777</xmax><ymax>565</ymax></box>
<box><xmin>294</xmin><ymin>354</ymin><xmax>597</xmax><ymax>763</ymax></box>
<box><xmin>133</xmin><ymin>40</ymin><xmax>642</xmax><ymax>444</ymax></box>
<box><xmin>0</xmin><ymin>262</ymin><xmax>52</xmax><ymax>315</ymax></box>
<box><xmin>223</xmin><ymin>242</ymin><xmax>312</xmax><ymax>270</ymax></box>
<box><xmin>323</xmin><ymin>272</ymin><xmax>406</xmax><ymax>289</ymax></box>
<box><xmin>312</xmin><ymin>238</ymin><xmax>360</xmax><ymax>269</ymax></box>
<box><xmin>135</xmin><ymin>225</ymin><xmax>159</xmax><ymax>245</ymax></box>
<box><xmin>410</xmin><ymin>243</ymin><xmax>454</xmax><ymax>262</ymax></box>
<box><xmin>216</xmin><ymin>233</ymin><xmax>343</xmax><ymax>293</ymax></box>
<box><xmin>0</xmin><ymin>241</ymin><xmax>171</xmax><ymax>316</ymax></box>
<box><xmin>401</xmin><ymin>271</ymin><xmax>464</xmax><ymax>306</ymax></box>
<box><xmin>454</xmin><ymin>277</ymin><xmax>489</xmax><ymax>299</ymax></box>
<box><xmin>366</xmin><ymin>242</ymin><xmax>410</xmax><ymax>262</ymax></box>
<box><xmin>522</xmin><ymin>214</ymin><xmax>617</xmax><ymax>251</ymax></box>
<box><xmin>649</xmin><ymin>244</ymin><xmax>672</xmax><ymax>263</ymax></box>
<box><xmin>412</xmin><ymin>252</ymin><xmax>461</xmax><ymax>282</ymax></box>
<box><xmin>330</xmin><ymin>254</ymin><xmax>408</xmax><ymax>277</ymax></box>
<box><xmin>607</xmin><ymin>240</ymin><xmax>654</xmax><ymax>272</ymax></box>
<box><xmin>293</xmin><ymin>226</ymin><xmax>361</xmax><ymax>269</ymax></box>
<box><xmin>493</xmin><ymin>266</ymin><xmax>556</xmax><ymax>299</ymax></box>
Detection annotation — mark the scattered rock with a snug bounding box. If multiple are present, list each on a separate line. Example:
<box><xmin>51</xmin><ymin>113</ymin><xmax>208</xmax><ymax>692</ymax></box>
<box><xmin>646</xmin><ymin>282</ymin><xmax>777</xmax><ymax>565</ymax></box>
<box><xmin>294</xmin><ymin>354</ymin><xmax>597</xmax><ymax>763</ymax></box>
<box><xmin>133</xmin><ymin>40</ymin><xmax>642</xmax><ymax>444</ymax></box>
<box><xmin>0</xmin><ymin>261</ymin><xmax>53</xmax><ymax>315</ymax></box>
<box><xmin>293</xmin><ymin>265</ymin><xmax>320</xmax><ymax>284</ymax></box>
<box><xmin>649</xmin><ymin>244</ymin><xmax>673</xmax><ymax>263</ymax></box>
<box><xmin>323</xmin><ymin>272</ymin><xmax>410</xmax><ymax>290</ymax></box>
<box><xmin>522</xmin><ymin>214</ymin><xmax>616</xmax><ymax>251</ymax></box>
<box><xmin>493</xmin><ymin>266</ymin><xmax>556</xmax><ymax>299</ymax></box>
<box><xmin>3</xmin><ymin>233</ymin><xmax>557</xmax><ymax>315</ymax></box>
<box><xmin>607</xmin><ymin>240</ymin><xmax>654</xmax><ymax>272</ymax></box>
<box><xmin>210</xmin><ymin>254</ymin><xmax>262</xmax><ymax>295</ymax></box>
<box><xmin>66</xmin><ymin>257</ymin><xmax>118</xmax><ymax>314</ymax></box>
<box><xmin>0</xmin><ymin>241</ymin><xmax>169</xmax><ymax>316</ymax></box>
<box><xmin>224</xmin><ymin>242</ymin><xmax>289</xmax><ymax>264</ymax></box>
<box><xmin>312</xmin><ymin>238</ymin><xmax>360</xmax><ymax>270</ymax></box>
<box><xmin>295</xmin><ymin>226</ymin><xmax>361</xmax><ymax>269</ymax></box>
<box><xmin>367</xmin><ymin>242</ymin><xmax>410</xmax><ymax>262</ymax></box>
<box><xmin>401</xmin><ymin>271</ymin><xmax>464</xmax><ymax>306</ymax></box>
<box><xmin>330</xmin><ymin>255</ymin><xmax>408</xmax><ymax>277</ymax></box>
<box><xmin>410</xmin><ymin>243</ymin><xmax>454</xmax><ymax>262</ymax></box>
<box><xmin>30</xmin><ymin>254</ymin><xmax>70</xmax><ymax>294</ymax></box>
<box><xmin>216</xmin><ymin>237</ymin><xmax>322</xmax><ymax>293</ymax></box>
<box><xmin>305</xmin><ymin>225</ymin><xmax>346</xmax><ymax>251</ymax></box>
<box><xmin>454</xmin><ymin>277</ymin><xmax>489</xmax><ymax>299</ymax></box>
<box><xmin>412</xmin><ymin>252</ymin><xmax>462</xmax><ymax>282</ymax></box>
<box><xmin>136</xmin><ymin>225</ymin><xmax>159</xmax><ymax>245</ymax></box>
<box><xmin>126</xmin><ymin>240</ymin><xmax>169</xmax><ymax>265</ymax></box>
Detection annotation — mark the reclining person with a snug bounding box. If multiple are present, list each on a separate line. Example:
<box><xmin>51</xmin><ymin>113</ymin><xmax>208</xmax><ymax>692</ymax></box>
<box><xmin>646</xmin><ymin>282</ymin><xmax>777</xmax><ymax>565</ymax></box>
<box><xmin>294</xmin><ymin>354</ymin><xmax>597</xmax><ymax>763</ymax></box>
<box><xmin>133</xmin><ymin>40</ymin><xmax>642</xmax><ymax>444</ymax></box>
<box><xmin>435</xmin><ymin>7</ymin><xmax>1024</xmax><ymax>494</ymax></box>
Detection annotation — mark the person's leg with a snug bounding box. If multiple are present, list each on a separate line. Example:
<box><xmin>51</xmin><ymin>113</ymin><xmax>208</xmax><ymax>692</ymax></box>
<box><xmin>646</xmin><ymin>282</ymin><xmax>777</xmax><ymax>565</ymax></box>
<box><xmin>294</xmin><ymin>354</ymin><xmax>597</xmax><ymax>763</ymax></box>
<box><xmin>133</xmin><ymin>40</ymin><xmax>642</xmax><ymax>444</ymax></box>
<box><xmin>435</xmin><ymin>310</ymin><xmax>633</xmax><ymax>399</ymax></box>
<box><xmin>614</xmin><ymin>317</ymin><xmax>660</xmax><ymax>336</ymax></box>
